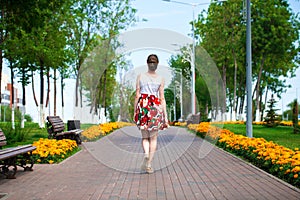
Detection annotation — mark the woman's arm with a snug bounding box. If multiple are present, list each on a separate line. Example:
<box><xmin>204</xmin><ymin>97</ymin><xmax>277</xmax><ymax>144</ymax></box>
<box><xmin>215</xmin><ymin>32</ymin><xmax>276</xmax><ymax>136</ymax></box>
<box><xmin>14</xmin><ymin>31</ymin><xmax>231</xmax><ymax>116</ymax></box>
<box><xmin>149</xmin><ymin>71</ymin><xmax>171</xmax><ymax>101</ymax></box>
<box><xmin>159</xmin><ymin>77</ymin><xmax>168</xmax><ymax>122</ymax></box>
<box><xmin>134</xmin><ymin>74</ymin><xmax>141</xmax><ymax>117</ymax></box>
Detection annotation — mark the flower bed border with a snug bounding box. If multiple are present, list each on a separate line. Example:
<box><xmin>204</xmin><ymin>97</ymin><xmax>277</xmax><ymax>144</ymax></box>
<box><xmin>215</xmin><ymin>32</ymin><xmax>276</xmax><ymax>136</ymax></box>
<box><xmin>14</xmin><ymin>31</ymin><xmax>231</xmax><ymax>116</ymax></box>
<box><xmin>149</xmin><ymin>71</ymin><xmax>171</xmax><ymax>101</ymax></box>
<box><xmin>185</xmin><ymin>122</ymin><xmax>300</xmax><ymax>189</ymax></box>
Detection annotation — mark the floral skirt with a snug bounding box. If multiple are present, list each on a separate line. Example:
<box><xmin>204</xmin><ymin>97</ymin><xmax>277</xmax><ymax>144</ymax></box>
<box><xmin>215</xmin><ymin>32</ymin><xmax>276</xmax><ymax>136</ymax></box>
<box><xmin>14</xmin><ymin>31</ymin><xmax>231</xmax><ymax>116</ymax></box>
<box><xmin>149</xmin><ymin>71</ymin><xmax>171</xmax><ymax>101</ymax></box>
<box><xmin>134</xmin><ymin>94</ymin><xmax>169</xmax><ymax>131</ymax></box>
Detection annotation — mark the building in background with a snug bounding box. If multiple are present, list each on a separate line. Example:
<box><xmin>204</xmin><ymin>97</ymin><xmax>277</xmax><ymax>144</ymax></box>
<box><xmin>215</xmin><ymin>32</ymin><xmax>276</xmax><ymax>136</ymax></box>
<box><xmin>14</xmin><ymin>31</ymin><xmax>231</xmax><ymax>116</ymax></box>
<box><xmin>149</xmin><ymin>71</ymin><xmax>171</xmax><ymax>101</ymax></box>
<box><xmin>1</xmin><ymin>74</ymin><xmax>24</xmax><ymax>116</ymax></box>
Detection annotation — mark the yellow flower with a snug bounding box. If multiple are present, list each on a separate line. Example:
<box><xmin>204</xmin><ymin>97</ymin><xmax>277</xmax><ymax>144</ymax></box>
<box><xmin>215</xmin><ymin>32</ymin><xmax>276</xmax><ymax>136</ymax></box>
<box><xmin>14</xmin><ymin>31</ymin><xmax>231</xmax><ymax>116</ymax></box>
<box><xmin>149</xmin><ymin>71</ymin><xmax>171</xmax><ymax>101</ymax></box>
<box><xmin>294</xmin><ymin>174</ymin><xmax>298</xmax><ymax>179</ymax></box>
<box><xmin>82</xmin><ymin>122</ymin><xmax>134</xmax><ymax>140</ymax></box>
<box><xmin>291</xmin><ymin>166</ymin><xmax>300</xmax><ymax>173</ymax></box>
<box><xmin>32</xmin><ymin>138</ymin><xmax>78</xmax><ymax>164</ymax></box>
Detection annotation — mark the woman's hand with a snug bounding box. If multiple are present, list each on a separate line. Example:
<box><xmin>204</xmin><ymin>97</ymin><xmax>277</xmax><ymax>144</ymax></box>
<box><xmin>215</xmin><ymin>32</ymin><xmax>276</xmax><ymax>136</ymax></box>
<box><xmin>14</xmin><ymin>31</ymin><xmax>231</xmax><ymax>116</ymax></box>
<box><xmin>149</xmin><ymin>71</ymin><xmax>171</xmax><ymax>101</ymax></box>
<box><xmin>133</xmin><ymin>113</ymin><xmax>136</xmax><ymax>122</ymax></box>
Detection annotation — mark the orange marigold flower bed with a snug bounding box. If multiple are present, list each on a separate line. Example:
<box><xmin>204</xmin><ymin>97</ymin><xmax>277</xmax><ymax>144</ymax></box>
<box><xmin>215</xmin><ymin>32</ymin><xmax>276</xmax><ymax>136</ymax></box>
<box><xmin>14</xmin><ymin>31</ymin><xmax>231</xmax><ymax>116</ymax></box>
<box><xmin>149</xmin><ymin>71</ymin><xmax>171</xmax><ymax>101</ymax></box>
<box><xmin>187</xmin><ymin>122</ymin><xmax>300</xmax><ymax>188</ymax></box>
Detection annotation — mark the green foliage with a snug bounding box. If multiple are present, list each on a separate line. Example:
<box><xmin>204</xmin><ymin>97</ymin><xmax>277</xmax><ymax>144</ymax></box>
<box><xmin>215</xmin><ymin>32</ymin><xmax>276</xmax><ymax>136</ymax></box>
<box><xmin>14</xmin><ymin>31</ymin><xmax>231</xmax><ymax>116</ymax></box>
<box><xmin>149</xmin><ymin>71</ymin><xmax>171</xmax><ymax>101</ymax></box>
<box><xmin>0</xmin><ymin>122</ymin><xmax>48</xmax><ymax>147</ymax></box>
<box><xmin>264</xmin><ymin>94</ymin><xmax>280</xmax><ymax>127</ymax></box>
<box><xmin>194</xmin><ymin>0</ymin><xmax>300</xmax><ymax>117</ymax></box>
<box><xmin>283</xmin><ymin>100</ymin><xmax>300</xmax><ymax>120</ymax></box>
<box><xmin>0</xmin><ymin>105</ymin><xmax>22</xmax><ymax>122</ymax></box>
<box><xmin>24</xmin><ymin>114</ymin><xmax>33</xmax><ymax>122</ymax></box>
<box><xmin>0</xmin><ymin>0</ymin><xmax>137</xmax><ymax>126</ymax></box>
<box><xmin>0</xmin><ymin>122</ymin><xmax>31</xmax><ymax>145</ymax></box>
<box><xmin>0</xmin><ymin>105</ymin><xmax>33</xmax><ymax>123</ymax></box>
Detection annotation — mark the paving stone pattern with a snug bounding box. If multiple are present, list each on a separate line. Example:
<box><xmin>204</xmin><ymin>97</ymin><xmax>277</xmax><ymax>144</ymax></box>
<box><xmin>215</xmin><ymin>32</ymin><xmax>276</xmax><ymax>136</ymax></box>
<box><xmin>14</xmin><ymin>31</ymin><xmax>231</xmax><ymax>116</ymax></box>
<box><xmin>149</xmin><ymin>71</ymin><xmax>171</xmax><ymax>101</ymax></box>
<box><xmin>0</xmin><ymin>126</ymin><xmax>299</xmax><ymax>200</ymax></box>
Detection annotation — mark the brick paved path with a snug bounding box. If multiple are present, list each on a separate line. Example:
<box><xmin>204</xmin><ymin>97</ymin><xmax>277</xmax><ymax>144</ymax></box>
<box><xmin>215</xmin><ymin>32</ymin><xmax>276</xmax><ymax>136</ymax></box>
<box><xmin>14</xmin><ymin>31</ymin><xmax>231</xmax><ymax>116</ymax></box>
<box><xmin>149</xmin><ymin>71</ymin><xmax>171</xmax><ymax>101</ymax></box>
<box><xmin>0</xmin><ymin>126</ymin><xmax>299</xmax><ymax>200</ymax></box>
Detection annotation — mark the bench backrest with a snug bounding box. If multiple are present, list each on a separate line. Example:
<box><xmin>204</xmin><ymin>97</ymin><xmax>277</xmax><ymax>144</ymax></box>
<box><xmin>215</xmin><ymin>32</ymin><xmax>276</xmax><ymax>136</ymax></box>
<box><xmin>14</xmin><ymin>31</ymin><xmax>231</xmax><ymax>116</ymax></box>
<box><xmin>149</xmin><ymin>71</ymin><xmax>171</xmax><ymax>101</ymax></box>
<box><xmin>46</xmin><ymin>116</ymin><xmax>65</xmax><ymax>133</ymax></box>
<box><xmin>0</xmin><ymin>129</ymin><xmax>7</xmax><ymax>148</ymax></box>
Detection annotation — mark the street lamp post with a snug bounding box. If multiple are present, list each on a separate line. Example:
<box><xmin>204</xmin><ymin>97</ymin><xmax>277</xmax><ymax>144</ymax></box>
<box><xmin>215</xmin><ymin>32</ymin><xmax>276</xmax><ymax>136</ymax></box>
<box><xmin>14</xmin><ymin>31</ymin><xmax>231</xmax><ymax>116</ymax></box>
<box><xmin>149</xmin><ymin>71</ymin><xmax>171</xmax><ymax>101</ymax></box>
<box><xmin>245</xmin><ymin>0</ymin><xmax>253</xmax><ymax>138</ymax></box>
<box><xmin>180</xmin><ymin>69</ymin><xmax>183</xmax><ymax>120</ymax></box>
<box><xmin>173</xmin><ymin>71</ymin><xmax>177</xmax><ymax>121</ymax></box>
<box><xmin>173</xmin><ymin>69</ymin><xmax>183</xmax><ymax>121</ymax></box>
<box><xmin>162</xmin><ymin>0</ymin><xmax>225</xmax><ymax>115</ymax></box>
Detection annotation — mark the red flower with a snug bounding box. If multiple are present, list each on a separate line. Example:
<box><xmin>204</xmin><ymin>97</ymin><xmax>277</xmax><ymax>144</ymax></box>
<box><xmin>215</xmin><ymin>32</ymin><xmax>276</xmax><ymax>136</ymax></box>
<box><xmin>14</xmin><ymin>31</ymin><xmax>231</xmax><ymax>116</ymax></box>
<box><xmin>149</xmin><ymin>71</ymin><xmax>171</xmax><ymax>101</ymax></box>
<box><xmin>150</xmin><ymin>109</ymin><xmax>158</xmax><ymax>116</ymax></box>
<box><xmin>141</xmin><ymin>94</ymin><xmax>148</xmax><ymax>99</ymax></box>
<box><xmin>141</xmin><ymin>116</ymin><xmax>148</xmax><ymax>124</ymax></box>
<box><xmin>149</xmin><ymin>95</ymin><xmax>155</xmax><ymax>102</ymax></box>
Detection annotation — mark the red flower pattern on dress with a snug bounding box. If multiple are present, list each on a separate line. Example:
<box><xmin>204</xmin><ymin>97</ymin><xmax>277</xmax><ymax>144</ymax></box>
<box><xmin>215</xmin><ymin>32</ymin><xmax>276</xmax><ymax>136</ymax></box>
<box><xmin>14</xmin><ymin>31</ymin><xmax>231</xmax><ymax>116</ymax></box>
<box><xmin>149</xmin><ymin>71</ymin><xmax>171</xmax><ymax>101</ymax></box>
<box><xmin>135</xmin><ymin>93</ymin><xmax>168</xmax><ymax>131</ymax></box>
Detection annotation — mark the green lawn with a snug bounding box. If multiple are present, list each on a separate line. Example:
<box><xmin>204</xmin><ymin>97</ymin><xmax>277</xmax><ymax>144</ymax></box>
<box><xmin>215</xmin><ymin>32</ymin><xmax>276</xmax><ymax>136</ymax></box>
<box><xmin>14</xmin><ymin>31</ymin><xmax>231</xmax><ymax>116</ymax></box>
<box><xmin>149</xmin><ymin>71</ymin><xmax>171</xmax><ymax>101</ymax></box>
<box><xmin>220</xmin><ymin>124</ymin><xmax>300</xmax><ymax>150</ymax></box>
<box><xmin>0</xmin><ymin>122</ymin><xmax>95</xmax><ymax>147</ymax></box>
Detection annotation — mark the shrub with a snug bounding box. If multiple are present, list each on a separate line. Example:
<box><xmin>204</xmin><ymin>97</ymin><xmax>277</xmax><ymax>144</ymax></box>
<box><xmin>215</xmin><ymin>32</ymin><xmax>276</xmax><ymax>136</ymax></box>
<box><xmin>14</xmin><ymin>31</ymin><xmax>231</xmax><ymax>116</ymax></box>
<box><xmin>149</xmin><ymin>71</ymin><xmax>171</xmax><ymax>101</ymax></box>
<box><xmin>264</xmin><ymin>94</ymin><xmax>280</xmax><ymax>127</ymax></box>
<box><xmin>0</xmin><ymin>122</ymin><xmax>31</xmax><ymax>145</ymax></box>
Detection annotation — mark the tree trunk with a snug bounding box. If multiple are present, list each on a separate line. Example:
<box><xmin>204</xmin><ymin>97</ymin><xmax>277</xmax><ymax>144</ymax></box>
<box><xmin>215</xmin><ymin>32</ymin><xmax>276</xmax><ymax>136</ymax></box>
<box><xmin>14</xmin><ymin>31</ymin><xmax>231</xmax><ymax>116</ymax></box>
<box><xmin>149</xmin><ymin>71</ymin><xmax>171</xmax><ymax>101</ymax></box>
<box><xmin>103</xmin><ymin>70</ymin><xmax>107</xmax><ymax>116</ymax></box>
<box><xmin>222</xmin><ymin>65</ymin><xmax>227</xmax><ymax>121</ymax></box>
<box><xmin>259</xmin><ymin>86</ymin><xmax>263</xmax><ymax>121</ymax></box>
<box><xmin>75</xmin><ymin>74</ymin><xmax>79</xmax><ymax>107</ymax></box>
<box><xmin>31</xmin><ymin>70</ymin><xmax>38</xmax><ymax>107</ymax></box>
<box><xmin>0</xmin><ymin>8</ymin><xmax>4</xmax><ymax>120</ymax></box>
<box><xmin>119</xmin><ymin>75</ymin><xmax>124</xmax><ymax>121</ymax></box>
<box><xmin>10</xmin><ymin>62</ymin><xmax>15</xmax><ymax>129</ymax></box>
<box><xmin>255</xmin><ymin>56</ymin><xmax>265</xmax><ymax>122</ymax></box>
<box><xmin>0</xmin><ymin>48</ymin><xmax>2</xmax><ymax>120</ymax></box>
<box><xmin>45</xmin><ymin>67</ymin><xmax>50</xmax><ymax>108</ymax></box>
<box><xmin>79</xmin><ymin>74</ymin><xmax>83</xmax><ymax>107</ymax></box>
<box><xmin>215</xmin><ymin>78</ymin><xmax>219</xmax><ymax>121</ymax></box>
<box><xmin>232</xmin><ymin>48</ymin><xmax>238</xmax><ymax>121</ymax></box>
<box><xmin>61</xmin><ymin>75</ymin><xmax>65</xmax><ymax>119</ymax></box>
<box><xmin>39</xmin><ymin>61</ymin><xmax>45</xmax><ymax>128</ymax></box>
<box><xmin>21</xmin><ymin>67</ymin><xmax>26</xmax><ymax>128</ymax></box>
<box><xmin>54</xmin><ymin>68</ymin><xmax>57</xmax><ymax>116</ymax></box>
<box><xmin>262</xmin><ymin>86</ymin><xmax>269</xmax><ymax>121</ymax></box>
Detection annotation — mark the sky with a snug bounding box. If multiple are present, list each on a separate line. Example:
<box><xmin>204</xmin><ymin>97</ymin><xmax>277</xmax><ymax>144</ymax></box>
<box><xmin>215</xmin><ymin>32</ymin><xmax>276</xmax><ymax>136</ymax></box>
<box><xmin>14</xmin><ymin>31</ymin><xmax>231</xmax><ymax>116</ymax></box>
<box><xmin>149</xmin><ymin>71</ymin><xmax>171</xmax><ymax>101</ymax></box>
<box><xmin>1</xmin><ymin>0</ymin><xmax>300</xmax><ymax>122</ymax></box>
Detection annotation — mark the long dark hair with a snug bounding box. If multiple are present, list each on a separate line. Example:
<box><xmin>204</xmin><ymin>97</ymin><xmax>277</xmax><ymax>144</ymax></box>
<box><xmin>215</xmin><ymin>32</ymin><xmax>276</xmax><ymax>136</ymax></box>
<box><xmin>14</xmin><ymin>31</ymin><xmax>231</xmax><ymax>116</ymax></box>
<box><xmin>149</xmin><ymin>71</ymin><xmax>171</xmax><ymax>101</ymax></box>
<box><xmin>147</xmin><ymin>54</ymin><xmax>159</xmax><ymax>63</ymax></box>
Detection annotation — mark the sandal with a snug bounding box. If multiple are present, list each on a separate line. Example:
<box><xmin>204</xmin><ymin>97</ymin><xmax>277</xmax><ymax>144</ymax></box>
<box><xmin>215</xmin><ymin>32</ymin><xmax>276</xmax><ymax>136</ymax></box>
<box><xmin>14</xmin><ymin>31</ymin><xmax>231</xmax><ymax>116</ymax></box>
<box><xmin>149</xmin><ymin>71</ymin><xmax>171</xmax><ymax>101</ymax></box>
<box><xmin>141</xmin><ymin>156</ymin><xmax>149</xmax><ymax>171</ymax></box>
<box><xmin>146</xmin><ymin>166</ymin><xmax>154</xmax><ymax>174</ymax></box>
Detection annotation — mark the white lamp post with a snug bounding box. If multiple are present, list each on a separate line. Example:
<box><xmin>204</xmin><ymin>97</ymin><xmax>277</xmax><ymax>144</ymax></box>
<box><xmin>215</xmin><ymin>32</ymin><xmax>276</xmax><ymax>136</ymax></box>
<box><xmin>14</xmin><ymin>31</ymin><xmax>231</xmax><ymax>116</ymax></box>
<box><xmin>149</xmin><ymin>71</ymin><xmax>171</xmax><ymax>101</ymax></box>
<box><xmin>245</xmin><ymin>0</ymin><xmax>253</xmax><ymax>137</ymax></box>
<box><xmin>162</xmin><ymin>0</ymin><xmax>226</xmax><ymax>115</ymax></box>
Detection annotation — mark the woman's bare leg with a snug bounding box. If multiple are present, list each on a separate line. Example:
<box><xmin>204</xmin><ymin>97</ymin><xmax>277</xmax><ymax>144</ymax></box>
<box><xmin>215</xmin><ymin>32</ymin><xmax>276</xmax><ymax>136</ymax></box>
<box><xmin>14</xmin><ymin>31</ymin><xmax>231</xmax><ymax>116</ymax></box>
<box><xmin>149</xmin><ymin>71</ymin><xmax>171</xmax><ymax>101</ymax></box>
<box><xmin>142</xmin><ymin>139</ymin><xmax>150</xmax><ymax>157</ymax></box>
<box><xmin>148</xmin><ymin>131</ymin><xmax>158</xmax><ymax>166</ymax></box>
<box><xmin>141</xmin><ymin>130</ymin><xmax>150</xmax><ymax>157</ymax></box>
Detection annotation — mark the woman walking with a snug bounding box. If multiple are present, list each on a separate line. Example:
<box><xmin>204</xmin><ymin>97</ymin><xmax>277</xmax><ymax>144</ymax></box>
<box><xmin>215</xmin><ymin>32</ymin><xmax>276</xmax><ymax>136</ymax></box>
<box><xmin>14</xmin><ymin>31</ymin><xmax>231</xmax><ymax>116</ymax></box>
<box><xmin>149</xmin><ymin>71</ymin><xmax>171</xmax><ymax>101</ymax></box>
<box><xmin>134</xmin><ymin>54</ymin><xmax>169</xmax><ymax>174</ymax></box>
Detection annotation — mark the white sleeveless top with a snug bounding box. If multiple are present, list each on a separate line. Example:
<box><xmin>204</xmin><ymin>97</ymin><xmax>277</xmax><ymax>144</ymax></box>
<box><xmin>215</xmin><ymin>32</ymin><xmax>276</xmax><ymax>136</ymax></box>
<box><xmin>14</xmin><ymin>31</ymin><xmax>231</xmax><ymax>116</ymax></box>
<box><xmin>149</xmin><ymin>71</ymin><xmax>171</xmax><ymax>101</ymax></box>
<box><xmin>139</xmin><ymin>73</ymin><xmax>163</xmax><ymax>97</ymax></box>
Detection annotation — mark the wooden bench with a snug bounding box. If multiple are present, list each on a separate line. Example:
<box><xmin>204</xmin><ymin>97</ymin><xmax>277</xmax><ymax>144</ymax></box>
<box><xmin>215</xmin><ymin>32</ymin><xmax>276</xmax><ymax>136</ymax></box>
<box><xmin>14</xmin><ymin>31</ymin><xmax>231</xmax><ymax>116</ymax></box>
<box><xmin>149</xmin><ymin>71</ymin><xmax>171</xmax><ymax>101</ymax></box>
<box><xmin>46</xmin><ymin>116</ymin><xmax>82</xmax><ymax>145</ymax></box>
<box><xmin>0</xmin><ymin>129</ymin><xmax>36</xmax><ymax>179</ymax></box>
<box><xmin>186</xmin><ymin>112</ymin><xmax>201</xmax><ymax>125</ymax></box>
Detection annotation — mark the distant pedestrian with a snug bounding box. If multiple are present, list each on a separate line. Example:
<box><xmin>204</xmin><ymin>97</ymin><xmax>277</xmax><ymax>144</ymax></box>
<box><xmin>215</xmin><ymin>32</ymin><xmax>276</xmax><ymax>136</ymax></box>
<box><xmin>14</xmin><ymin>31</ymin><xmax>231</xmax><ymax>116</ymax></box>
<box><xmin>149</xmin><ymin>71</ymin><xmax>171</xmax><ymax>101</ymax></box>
<box><xmin>134</xmin><ymin>54</ymin><xmax>169</xmax><ymax>174</ymax></box>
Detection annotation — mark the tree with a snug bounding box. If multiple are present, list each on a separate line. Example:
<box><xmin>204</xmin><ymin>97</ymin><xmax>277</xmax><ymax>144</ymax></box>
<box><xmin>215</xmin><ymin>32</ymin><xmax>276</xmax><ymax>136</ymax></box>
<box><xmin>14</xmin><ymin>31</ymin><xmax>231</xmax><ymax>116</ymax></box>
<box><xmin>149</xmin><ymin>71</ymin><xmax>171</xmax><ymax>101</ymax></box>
<box><xmin>195</xmin><ymin>0</ymin><xmax>245</xmax><ymax>120</ymax></box>
<box><xmin>263</xmin><ymin>94</ymin><xmax>280</xmax><ymax>127</ymax></box>
<box><xmin>194</xmin><ymin>0</ymin><xmax>300</xmax><ymax>122</ymax></box>
<box><xmin>283</xmin><ymin>100</ymin><xmax>300</xmax><ymax>120</ymax></box>
<box><xmin>0</xmin><ymin>0</ymin><xmax>73</xmax><ymax>128</ymax></box>
<box><xmin>168</xmin><ymin>53</ymin><xmax>194</xmax><ymax>119</ymax></box>
<box><xmin>0</xmin><ymin>0</ymin><xmax>137</xmax><ymax>124</ymax></box>
<box><xmin>251</xmin><ymin>0</ymin><xmax>300</xmax><ymax>121</ymax></box>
